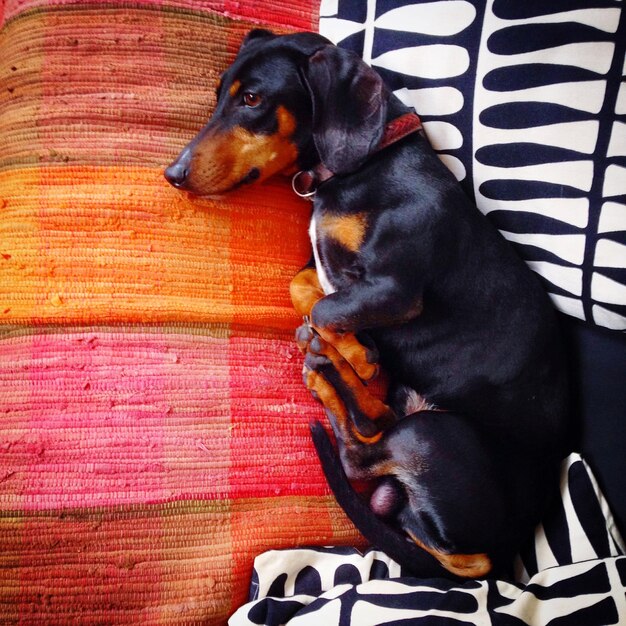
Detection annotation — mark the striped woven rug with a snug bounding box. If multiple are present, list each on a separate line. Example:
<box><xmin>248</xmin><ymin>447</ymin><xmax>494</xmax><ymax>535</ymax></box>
<box><xmin>0</xmin><ymin>2</ymin><xmax>364</xmax><ymax>624</ymax></box>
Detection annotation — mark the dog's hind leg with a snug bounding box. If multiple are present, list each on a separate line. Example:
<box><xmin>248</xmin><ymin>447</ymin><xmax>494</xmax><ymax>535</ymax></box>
<box><xmin>303</xmin><ymin>333</ymin><xmax>394</xmax><ymax>436</ymax></box>
<box><xmin>304</xmin><ymin>336</ymin><xmax>502</xmax><ymax>578</ymax></box>
<box><xmin>309</xmin><ymin>420</ymin><xmax>454</xmax><ymax>579</ymax></box>
<box><xmin>302</xmin><ymin>332</ymin><xmax>397</xmax><ymax>483</ymax></box>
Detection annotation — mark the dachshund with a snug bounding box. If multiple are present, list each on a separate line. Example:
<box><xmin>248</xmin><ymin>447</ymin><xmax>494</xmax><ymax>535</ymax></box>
<box><xmin>165</xmin><ymin>29</ymin><xmax>569</xmax><ymax>579</ymax></box>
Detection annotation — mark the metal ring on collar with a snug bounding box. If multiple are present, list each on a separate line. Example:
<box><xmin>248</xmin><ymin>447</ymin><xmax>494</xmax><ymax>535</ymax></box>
<box><xmin>291</xmin><ymin>171</ymin><xmax>316</xmax><ymax>200</ymax></box>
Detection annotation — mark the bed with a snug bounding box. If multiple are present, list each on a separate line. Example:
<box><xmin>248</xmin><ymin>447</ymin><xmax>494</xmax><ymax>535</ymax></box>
<box><xmin>1</xmin><ymin>1</ymin><xmax>624</xmax><ymax>624</ymax></box>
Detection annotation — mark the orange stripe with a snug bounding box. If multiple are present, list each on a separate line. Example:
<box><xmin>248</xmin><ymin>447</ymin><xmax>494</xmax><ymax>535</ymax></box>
<box><xmin>0</xmin><ymin>166</ymin><xmax>311</xmax><ymax>327</ymax></box>
<box><xmin>0</xmin><ymin>496</ymin><xmax>353</xmax><ymax>624</ymax></box>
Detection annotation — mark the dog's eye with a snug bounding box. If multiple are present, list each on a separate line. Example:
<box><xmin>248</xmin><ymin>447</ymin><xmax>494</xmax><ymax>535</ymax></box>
<box><xmin>242</xmin><ymin>92</ymin><xmax>262</xmax><ymax>108</ymax></box>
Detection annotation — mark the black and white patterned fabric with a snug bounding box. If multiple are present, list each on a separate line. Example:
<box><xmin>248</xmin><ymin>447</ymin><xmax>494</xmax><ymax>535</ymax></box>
<box><xmin>318</xmin><ymin>0</ymin><xmax>626</xmax><ymax>331</ymax></box>
<box><xmin>230</xmin><ymin>455</ymin><xmax>626</xmax><ymax>625</ymax></box>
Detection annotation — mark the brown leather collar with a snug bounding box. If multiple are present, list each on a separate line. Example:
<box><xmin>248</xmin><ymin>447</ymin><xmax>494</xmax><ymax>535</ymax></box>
<box><xmin>292</xmin><ymin>111</ymin><xmax>423</xmax><ymax>199</ymax></box>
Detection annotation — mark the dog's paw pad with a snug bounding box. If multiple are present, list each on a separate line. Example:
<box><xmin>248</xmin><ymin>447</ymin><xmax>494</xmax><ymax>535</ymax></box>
<box><xmin>295</xmin><ymin>323</ymin><xmax>315</xmax><ymax>353</ymax></box>
<box><xmin>304</xmin><ymin>351</ymin><xmax>331</xmax><ymax>372</ymax></box>
<box><xmin>308</xmin><ymin>335</ymin><xmax>325</xmax><ymax>354</ymax></box>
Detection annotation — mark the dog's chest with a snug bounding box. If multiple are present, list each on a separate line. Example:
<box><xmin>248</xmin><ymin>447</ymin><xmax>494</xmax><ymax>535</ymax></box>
<box><xmin>309</xmin><ymin>210</ymin><xmax>368</xmax><ymax>295</ymax></box>
<box><xmin>309</xmin><ymin>215</ymin><xmax>336</xmax><ymax>295</ymax></box>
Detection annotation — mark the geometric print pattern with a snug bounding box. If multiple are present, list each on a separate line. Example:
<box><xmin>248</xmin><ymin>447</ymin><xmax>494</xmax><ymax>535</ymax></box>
<box><xmin>234</xmin><ymin>558</ymin><xmax>626</xmax><ymax>625</ymax></box>
<box><xmin>319</xmin><ymin>0</ymin><xmax>626</xmax><ymax>330</ymax></box>
<box><xmin>230</xmin><ymin>455</ymin><xmax>626</xmax><ymax>625</ymax></box>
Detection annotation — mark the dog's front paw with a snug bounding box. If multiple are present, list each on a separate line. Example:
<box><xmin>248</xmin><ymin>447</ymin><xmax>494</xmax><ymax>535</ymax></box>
<box><xmin>295</xmin><ymin>317</ymin><xmax>379</xmax><ymax>382</ymax></box>
<box><xmin>320</xmin><ymin>330</ymin><xmax>379</xmax><ymax>382</ymax></box>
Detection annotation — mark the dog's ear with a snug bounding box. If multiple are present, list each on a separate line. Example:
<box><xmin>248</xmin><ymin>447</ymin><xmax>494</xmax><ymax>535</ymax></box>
<box><xmin>304</xmin><ymin>46</ymin><xmax>387</xmax><ymax>175</ymax></box>
<box><xmin>239</xmin><ymin>30</ymin><xmax>329</xmax><ymax>59</ymax></box>
<box><xmin>280</xmin><ymin>32</ymin><xmax>333</xmax><ymax>57</ymax></box>
<box><xmin>239</xmin><ymin>29</ymin><xmax>276</xmax><ymax>50</ymax></box>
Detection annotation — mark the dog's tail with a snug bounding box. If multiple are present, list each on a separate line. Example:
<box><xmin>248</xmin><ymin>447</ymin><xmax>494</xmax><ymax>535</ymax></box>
<box><xmin>309</xmin><ymin>420</ymin><xmax>459</xmax><ymax>579</ymax></box>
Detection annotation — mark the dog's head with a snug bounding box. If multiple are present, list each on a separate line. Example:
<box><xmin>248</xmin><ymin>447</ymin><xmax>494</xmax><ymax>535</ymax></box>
<box><xmin>164</xmin><ymin>30</ymin><xmax>390</xmax><ymax>196</ymax></box>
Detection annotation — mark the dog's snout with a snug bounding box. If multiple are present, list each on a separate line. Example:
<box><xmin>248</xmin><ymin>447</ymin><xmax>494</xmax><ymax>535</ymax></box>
<box><xmin>165</xmin><ymin>146</ymin><xmax>195</xmax><ymax>188</ymax></box>
<box><xmin>164</xmin><ymin>161</ymin><xmax>189</xmax><ymax>188</ymax></box>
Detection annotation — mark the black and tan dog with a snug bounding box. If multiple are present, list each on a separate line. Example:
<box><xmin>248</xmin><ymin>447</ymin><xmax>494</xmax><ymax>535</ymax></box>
<box><xmin>165</xmin><ymin>30</ymin><xmax>569</xmax><ymax>579</ymax></box>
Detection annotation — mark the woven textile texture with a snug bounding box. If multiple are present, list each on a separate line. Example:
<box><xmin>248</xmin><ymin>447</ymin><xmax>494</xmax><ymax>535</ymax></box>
<box><xmin>0</xmin><ymin>2</ymin><xmax>366</xmax><ymax>624</ymax></box>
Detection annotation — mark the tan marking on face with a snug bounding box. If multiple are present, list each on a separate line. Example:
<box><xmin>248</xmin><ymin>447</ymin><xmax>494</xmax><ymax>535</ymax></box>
<box><xmin>406</xmin><ymin>531</ymin><xmax>492</xmax><ymax>578</ymax></box>
<box><xmin>229</xmin><ymin>80</ymin><xmax>241</xmax><ymax>98</ymax></box>
<box><xmin>320</xmin><ymin>213</ymin><xmax>368</xmax><ymax>253</ymax></box>
<box><xmin>185</xmin><ymin>106</ymin><xmax>299</xmax><ymax>195</ymax></box>
<box><xmin>276</xmin><ymin>105</ymin><xmax>297</xmax><ymax>136</ymax></box>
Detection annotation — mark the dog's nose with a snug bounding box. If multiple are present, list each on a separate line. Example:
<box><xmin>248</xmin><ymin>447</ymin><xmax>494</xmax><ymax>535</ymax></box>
<box><xmin>164</xmin><ymin>162</ymin><xmax>189</xmax><ymax>188</ymax></box>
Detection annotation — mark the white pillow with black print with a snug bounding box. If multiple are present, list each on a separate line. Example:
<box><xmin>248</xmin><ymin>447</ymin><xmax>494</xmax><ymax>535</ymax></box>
<box><xmin>319</xmin><ymin>0</ymin><xmax>626</xmax><ymax>331</ymax></box>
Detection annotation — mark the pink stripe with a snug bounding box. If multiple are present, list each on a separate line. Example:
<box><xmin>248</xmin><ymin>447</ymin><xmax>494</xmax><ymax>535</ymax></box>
<box><xmin>4</xmin><ymin>330</ymin><xmax>227</xmax><ymax>509</ymax></box>
<box><xmin>228</xmin><ymin>334</ymin><xmax>329</xmax><ymax>499</ymax></box>
<box><xmin>0</xmin><ymin>329</ymin><xmax>326</xmax><ymax>510</ymax></box>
